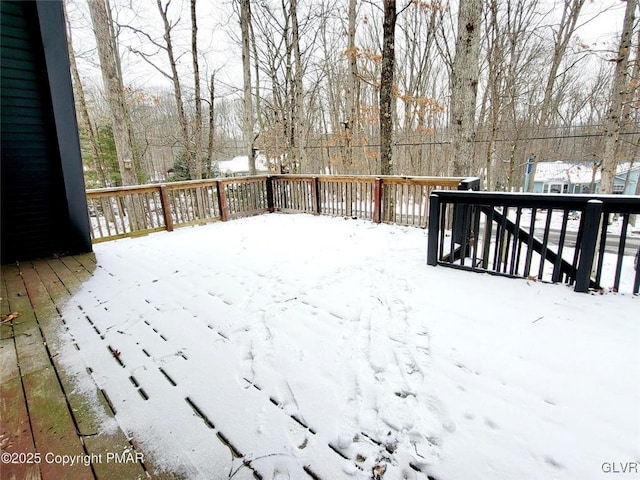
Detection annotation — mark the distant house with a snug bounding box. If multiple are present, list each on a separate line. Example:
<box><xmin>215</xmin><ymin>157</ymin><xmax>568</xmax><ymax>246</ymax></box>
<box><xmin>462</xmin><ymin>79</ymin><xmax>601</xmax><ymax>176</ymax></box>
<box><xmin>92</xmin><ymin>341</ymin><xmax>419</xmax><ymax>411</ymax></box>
<box><xmin>614</xmin><ymin>164</ymin><xmax>640</xmax><ymax>195</ymax></box>
<box><xmin>215</xmin><ymin>154</ymin><xmax>270</xmax><ymax>177</ymax></box>
<box><xmin>532</xmin><ymin>161</ymin><xmax>639</xmax><ymax>195</ymax></box>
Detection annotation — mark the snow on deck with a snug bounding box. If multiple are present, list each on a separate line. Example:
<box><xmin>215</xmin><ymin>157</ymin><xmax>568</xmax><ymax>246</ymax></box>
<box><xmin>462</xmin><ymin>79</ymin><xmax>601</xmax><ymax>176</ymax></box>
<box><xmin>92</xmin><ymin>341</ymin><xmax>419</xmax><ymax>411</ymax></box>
<box><xmin>59</xmin><ymin>214</ymin><xmax>639</xmax><ymax>480</ymax></box>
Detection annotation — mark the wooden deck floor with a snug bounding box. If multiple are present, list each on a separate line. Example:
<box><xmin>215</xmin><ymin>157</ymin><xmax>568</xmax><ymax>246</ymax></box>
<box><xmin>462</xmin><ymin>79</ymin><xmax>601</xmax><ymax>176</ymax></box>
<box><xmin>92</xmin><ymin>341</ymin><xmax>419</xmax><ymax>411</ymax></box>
<box><xmin>1</xmin><ymin>254</ymin><xmax>177</xmax><ymax>480</ymax></box>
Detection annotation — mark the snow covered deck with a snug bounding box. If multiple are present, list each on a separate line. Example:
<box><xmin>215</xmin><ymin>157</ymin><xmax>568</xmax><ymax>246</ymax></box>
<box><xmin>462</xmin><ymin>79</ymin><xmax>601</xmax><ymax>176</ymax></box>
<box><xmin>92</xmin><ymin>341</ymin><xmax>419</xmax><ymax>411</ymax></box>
<box><xmin>2</xmin><ymin>214</ymin><xmax>639</xmax><ymax>480</ymax></box>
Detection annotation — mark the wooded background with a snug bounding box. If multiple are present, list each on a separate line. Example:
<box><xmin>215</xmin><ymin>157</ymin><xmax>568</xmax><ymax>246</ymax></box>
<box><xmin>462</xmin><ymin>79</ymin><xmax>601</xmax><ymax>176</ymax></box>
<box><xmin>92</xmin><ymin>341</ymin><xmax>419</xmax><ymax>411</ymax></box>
<box><xmin>65</xmin><ymin>0</ymin><xmax>639</xmax><ymax>193</ymax></box>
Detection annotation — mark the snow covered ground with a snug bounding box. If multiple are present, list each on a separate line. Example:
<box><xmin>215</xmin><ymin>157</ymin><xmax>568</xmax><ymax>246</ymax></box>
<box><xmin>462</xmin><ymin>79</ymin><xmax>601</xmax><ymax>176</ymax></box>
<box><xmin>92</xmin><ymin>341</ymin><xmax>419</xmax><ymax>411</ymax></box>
<box><xmin>58</xmin><ymin>214</ymin><xmax>639</xmax><ymax>480</ymax></box>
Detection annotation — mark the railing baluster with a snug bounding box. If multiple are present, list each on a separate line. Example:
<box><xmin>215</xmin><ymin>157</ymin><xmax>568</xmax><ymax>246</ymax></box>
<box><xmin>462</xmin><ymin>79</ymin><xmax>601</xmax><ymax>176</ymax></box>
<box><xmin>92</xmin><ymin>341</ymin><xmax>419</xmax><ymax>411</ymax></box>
<box><xmin>470</xmin><ymin>206</ymin><xmax>481</xmax><ymax>269</ymax></box>
<box><xmin>459</xmin><ymin>202</ymin><xmax>471</xmax><ymax>267</ymax></box>
<box><xmin>509</xmin><ymin>208</ymin><xmax>522</xmax><ymax>276</ymax></box>
<box><xmin>494</xmin><ymin>207</ymin><xmax>508</xmax><ymax>272</ymax></box>
<box><xmin>613</xmin><ymin>213</ymin><xmax>630</xmax><ymax>291</ymax></box>
<box><xmin>114</xmin><ymin>198</ymin><xmax>124</xmax><ymax>234</ymax></box>
<box><xmin>482</xmin><ymin>208</ymin><xmax>493</xmax><ymax>270</ymax></box>
<box><xmin>91</xmin><ymin>199</ymin><xmax>101</xmax><ymax>239</ymax></box>
<box><xmin>593</xmin><ymin>212</ymin><xmax>608</xmax><ymax>287</ymax></box>
<box><xmin>216</xmin><ymin>180</ymin><xmax>228</xmax><ymax>221</ymax></box>
<box><xmin>502</xmin><ymin>207</ymin><xmax>512</xmax><ymax>273</ymax></box>
<box><xmin>551</xmin><ymin>210</ymin><xmax>569</xmax><ymax>283</ymax></box>
<box><xmin>102</xmin><ymin>198</ymin><xmax>113</xmax><ymax>237</ymax></box>
<box><xmin>537</xmin><ymin>208</ymin><xmax>553</xmax><ymax>280</ymax></box>
<box><xmin>523</xmin><ymin>208</ymin><xmax>536</xmax><ymax>277</ymax></box>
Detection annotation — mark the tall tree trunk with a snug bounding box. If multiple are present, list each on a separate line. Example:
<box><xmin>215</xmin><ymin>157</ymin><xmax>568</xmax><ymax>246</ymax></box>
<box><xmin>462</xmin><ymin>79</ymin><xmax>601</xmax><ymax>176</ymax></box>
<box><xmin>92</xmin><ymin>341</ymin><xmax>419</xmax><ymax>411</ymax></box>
<box><xmin>450</xmin><ymin>0</ymin><xmax>482</xmax><ymax>177</ymax></box>
<box><xmin>600</xmin><ymin>0</ymin><xmax>637</xmax><ymax>193</ymax></box>
<box><xmin>240</xmin><ymin>0</ymin><xmax>256</xmax><ymax>174</ymax></box>
<box><xmin>191</xmin><ymin>0</ymin><xmax>203</xmax><ymax>179</ymax></box>
<box><xmin>65</xmin><ymin>1</ymin><xmax>108</xmax><ymax>187</ymax></box>
<box><xmin>87</xmin><ymin>0</ymin><xmax>138</xmax><ymax>187</ymax></box>
<box><xmin>250</xmin><ymin>18</ymin><xmax>265</xmax><ymax>164</ymax></box>
<box><xmin>206</xmin><ymin>73</ymin><xmax>215</xmax><ymax>178</ymax></box>
<box><xmin>379</xmin><ymin>0</ymin><xmax>397</xmax><ymax>176</ymax></box>
<box><xmin>291</xmin><ymin>0</ymin><xmax>304</xmax><ymax>172</ymax></box>
<box><xmin>345</xmin><ymin>0</ymin><xmax>358</xmax><ymax>174</ymax></box>
<box><xmin>88</xmin><ymin>0</ymin><xmax>143</xmax><ymax>230</ymax></box>
<box><xmin>156</xmin><ymin>0</ymin><xmax>194</xmax><ymax>178</ymax></box>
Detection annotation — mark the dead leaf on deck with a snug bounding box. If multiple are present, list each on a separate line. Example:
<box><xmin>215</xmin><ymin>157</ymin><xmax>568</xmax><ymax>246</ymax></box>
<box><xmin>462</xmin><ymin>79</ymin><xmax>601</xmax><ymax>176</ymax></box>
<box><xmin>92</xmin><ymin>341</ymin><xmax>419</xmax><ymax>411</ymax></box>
<box><xmin>1</xmin><ymin>311</ymin><xmax>21</xmax><ymax>323</ymax></box>
<box><xmin>373</xmin><ymin>464</ymin><xmax>387</xmax><ymax>479</ymax></box>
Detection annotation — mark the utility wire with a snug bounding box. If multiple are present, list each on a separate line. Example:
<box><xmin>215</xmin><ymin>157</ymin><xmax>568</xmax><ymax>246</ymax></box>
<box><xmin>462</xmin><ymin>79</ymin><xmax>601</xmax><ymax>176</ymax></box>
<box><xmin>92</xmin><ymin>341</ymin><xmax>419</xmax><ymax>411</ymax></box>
<box><xmin>302</xmin><ymin>130</ymin><xmax>640</xmax><ymax>149</ymax></box>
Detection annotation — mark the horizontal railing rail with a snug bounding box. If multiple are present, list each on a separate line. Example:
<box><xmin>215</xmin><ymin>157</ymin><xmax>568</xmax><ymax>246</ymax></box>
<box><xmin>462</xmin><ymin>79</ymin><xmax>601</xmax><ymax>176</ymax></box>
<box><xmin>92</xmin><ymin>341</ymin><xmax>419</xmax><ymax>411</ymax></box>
<box><xmin>270</xmin><ymin>174</ymin><xmax>479</xmax><ymax>227</ymax></box>
<box><xmin>86</xmin><ymin>176</ymin><xmax>270</xmax><ymax>242</ymax></box>
<box><xmin>86</xmin><ymin>174</ymin><xmax>479</xmax><ymax>242</ymax></box>
<box><xmin>427</xmin><ymin>191</ymin><xmax>640</xmax><ymax>294</ymax></box>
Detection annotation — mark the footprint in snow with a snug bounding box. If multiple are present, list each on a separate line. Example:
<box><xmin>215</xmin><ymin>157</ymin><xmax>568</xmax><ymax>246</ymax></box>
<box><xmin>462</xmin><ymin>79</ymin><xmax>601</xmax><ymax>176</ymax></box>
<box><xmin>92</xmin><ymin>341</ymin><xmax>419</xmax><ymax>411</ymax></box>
<box><xmin>272</xmin><ymin>466</ymin><xmax>290</xmax><ymax>479</ymax></box>
<box><xmin>484</xmin><ymin>418</ymin><xmax>499</xmax><ymax>430</ymax></box>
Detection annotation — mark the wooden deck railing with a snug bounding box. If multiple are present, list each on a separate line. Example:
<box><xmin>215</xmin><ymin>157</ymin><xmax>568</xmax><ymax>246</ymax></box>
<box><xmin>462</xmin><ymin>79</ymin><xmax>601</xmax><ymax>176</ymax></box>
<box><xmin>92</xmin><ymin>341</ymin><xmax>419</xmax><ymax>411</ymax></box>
<box><xmin>86</xmin><ymin>174</ymin><xmax>479</xmax><ymax>242</ymax></box>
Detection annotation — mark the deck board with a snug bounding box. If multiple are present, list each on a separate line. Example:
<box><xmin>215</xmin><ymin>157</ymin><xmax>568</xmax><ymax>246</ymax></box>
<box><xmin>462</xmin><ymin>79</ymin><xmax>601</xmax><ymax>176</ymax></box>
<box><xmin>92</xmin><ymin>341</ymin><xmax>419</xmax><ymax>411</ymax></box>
<box><xmin>0</xmin><ymin>266</ymin><xmax>34</xmax><ymax>474</ymax></box>
<box><xmin>28</xmin><ymin>259</ymin><xmax>148</xmax><ymax>480</ymax></box>
<box><xmin>3</xmin><ymin>264</ymin><xmax>93</xmax><ymax>480</ymax></box>
<box><xmin>0</xmin><ymin>310</ymin><xmax>41</xmax><ymax>480</ymax></box>
<box><xmin>1</xmin><ymin>256</ymin><xmax>151</xmax><ymax>480</ymax></box>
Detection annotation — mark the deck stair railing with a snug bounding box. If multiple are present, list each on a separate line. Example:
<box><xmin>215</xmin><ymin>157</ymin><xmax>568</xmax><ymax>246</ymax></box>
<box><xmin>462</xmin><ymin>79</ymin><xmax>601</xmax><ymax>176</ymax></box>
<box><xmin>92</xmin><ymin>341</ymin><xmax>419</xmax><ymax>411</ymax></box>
<box><xmin>427</xmin><ymin>191</ymin><xmax>640</xmax><ymax>294</ymax></box>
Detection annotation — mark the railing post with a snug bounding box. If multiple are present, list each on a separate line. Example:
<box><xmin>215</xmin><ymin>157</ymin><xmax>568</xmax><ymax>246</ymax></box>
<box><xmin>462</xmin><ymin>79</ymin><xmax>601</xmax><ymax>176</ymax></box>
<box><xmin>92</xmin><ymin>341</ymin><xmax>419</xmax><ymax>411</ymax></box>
<box><xmin>575</xmin><ymin>199</ymin><xmax>603</xmax><ymax>292</ymax></box>
<box><xmin>266</xmin><ymin>176</ymin><xmax>275</xmax><ymax>213</ymax></box>
<box><xmin>373</xmin><ymin>178</ymin><xmax>383</xmax><ymax>223</ymax></box>
<box><xmin>216</xmin><ymin>180</ymin><xmax>229</xmax><ymax>221</ymax></box>
<box><xmin>427</xmin><ymin>193</ymin><xmax>440</xmax><ymax>266</ymax></box>
<box><xmin>458</xmin><ymin>177</ymin><xmax>480</xmax><ymax>191</ymax></box>
<box><xmin>311</xmin><ymin>176</ymin><xmax>320</xmax><ymax>215</ymax></box>
<box><xmin>159</xmin><ymin>184</ymin><xmax>174</xmax><ymax>232</ymax></box>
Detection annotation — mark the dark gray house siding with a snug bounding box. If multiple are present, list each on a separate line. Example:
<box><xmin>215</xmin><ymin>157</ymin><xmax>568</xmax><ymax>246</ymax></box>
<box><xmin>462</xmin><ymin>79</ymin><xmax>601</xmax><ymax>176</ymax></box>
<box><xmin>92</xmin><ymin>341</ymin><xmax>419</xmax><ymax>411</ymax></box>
<box><xmin>1</xmin><ymin>1</ymin><xmax>91</xmax><ymax>263</ymax></box>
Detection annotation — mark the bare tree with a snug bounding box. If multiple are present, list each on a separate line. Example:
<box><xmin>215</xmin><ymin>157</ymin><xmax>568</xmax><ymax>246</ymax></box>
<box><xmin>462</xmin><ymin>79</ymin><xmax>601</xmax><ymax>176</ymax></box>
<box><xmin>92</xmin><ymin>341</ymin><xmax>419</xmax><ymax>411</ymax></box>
<box><xmin>239</xmin><ymin>0</ymin><xmax>256</xmax><ymax>174</ymax></box>
<box><xmin>527</xmin><ymin>0</ymin><xmax>586</xmax><ymax>190</ymax></box>
<box><xmin>155</xmin><ymin>0</ymin><xmax>197</xmax><ymax>178</ymax></box>
<box><xmin>206</xmin><ymin>73</ymin><xmax>216</xmax><ymax>178</ymax></box>
<box><xmin>600</xmin><ymin>0</ymin><xmax>637</xmax><ymax>193</ymax></box>
<box><xmin>450</xmin><ymin>0</ymin><xmax>482</xmax><ymax>177</ymax></box>
<box><xmin>65</xmin><ymin>0</ymin><xmax>108</xmax><ymax>187</ymax></box>
<box><xmin>191</xmin><ymin>0</ymin><xmax>203</xmax><ymax>179</ymax></box>
<box><xmin>379</xmin><ymin>0</ymin><xmax>398</xmax><ymax>175</ymax></box>
<box><xmin>291</xmin><ymin>0</ymin><xmax>305</xmax><ymax>170</ymax></box>
<box><xmin>344</xmin><ymin>0</ymin><xmax>359</xmax><ymax>173</ymax></box>
<box><xmin>396</xmin><ymin>1</ymin><xmax>444</xmax><ymax>175</ymax></box>
<box><xmin>87</xmin><ymin>0</ymin><xmax>139</xmax><ymax>186</ymax></box>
